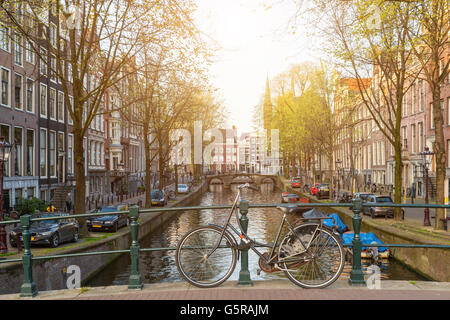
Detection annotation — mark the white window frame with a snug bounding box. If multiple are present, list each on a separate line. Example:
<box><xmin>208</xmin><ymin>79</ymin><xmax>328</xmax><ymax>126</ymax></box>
<box><xmin>57</xmin><ymin>91</ymin><xmax>64</xmax><ymax>123</ymax></box>
<box><xmin>68</xmin><ymin>95</ymin><xmax>73</xmax><ymax>125</ymax></box>
<box><xmin>26</xmin><ymin>78</ymin><xmax>34</xmax><ymax>113</ymax></box>
<box><xmin>39</xmin><ymin>128</ymin><xmax>47</xmax><ymax>178</ymax></box>
<box><xmin>14</xmin><ymin>126</ymin><xmax>23</xmax><ymax>176</ymax></box>
<box><xmin>25</xmin><ymin>40</ymin><xmax>34</xmax><ymax>64</ymax></box>
<box><xmin>0</xmin><ymin>24</ymin><xmax>10</xmax><ymax>52</ymax></box>
<box><xmin>26</xmin><ymin>128</ymin><xmax>34</xmax><ymax>176</ymax></box>
<box><xmin>40</xmin><ymin>47</ymin><xmax>47</xmax><ymax>76</ymax></box>
<box><xmin>39</xmin><ymin>83</ymin><xmax>47</xmax><ymax>118</ymax></box>
<box><xmin>68</xmin><ymin>133</ymin><xmax>74</xmax><ymax>175</ymax></box>
<box><xmin>49</xmin><ymin>130</ymin><xmax>56</xmax><ymax>178</ymax></box>
<box><xmin>14</xmin><ymin>33</ymin><xmax>23</xmax><ymax>66</ymax></box>
<box><xmin>49</xmin><ymin>87</ymin><xmax>56</xmax><ymax>120</ymax></box>
<box><xmin>0</xmin><ymin>67</ymin><xmax>11</xmax><ymax>107</ymax></box>
<box><xmin>14</xmin><ymin>73</ymin><xmax>23</xmax><ymax>111</ymax></box>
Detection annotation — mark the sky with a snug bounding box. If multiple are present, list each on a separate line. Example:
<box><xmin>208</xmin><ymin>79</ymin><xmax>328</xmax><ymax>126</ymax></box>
<box><xmin>193</xmin><ymin>0</ymin><xmax>318</xmax><ymax>134</ymax></box>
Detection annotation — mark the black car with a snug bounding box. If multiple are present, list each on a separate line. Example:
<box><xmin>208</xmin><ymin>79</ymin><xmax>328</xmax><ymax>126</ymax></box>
<box><xmin>9</xmin><ymin>213</ymin><xmax>79</xmax><ymax>248</ymax></box>
<box><xmin>151</xmin><ymin>190</ymin><xmax>167</xmax><ymax>206</ymax></box>
<box><xmin>87</xmin><ymin>204</ymin><xmax>129</xmax><ymax>232</ymax></box>
<box><xmin>363</xmin><ymin>195</ymin><xmax>405</xmax><ymax>219</ymax></box>
<box><xmin>316</xmin><ymin>183</ymin><xmax>330</xmax><ymax>200</ymax></box>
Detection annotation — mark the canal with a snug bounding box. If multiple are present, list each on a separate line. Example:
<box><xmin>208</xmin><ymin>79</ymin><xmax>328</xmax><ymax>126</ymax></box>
<box><xmin>87</xmin><ymin>185</ymin><xmax>427</xmax><ymax>287</ymax></box>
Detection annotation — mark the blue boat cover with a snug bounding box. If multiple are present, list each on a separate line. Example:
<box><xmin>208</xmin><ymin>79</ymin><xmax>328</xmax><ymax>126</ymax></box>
<box><xmin>342</xmin><ymin>232</ymin><xmax>389</xmax><ymax>252</ymax></box>
<box><xmin>323</xmin><ymin>213</ymin><xmax>348</xmax><ymax>233</ymax></box>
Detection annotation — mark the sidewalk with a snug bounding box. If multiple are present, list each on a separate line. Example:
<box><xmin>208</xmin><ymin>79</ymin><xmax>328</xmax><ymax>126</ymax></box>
<box><xmin>1</xmin><ymin>280</ymin><xmax>449</xmax><ymax>300</ymax></box>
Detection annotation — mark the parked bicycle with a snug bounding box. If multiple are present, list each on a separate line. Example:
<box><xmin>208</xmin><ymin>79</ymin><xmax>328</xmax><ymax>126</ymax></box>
<box><xmin>175</xmin><ymin>183</ymin><xmax>345</xmax><ymax>289</ymax></box>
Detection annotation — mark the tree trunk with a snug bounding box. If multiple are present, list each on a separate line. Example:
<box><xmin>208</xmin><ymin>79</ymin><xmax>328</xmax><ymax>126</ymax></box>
<box><xmin>144</xmin><ymin>126</ymin><xmax>151</xmax><ymax>208</ymax></box>
<box><xmin>73</xmin><ymin>129</ymin><xmax>88</xmax><ymax>236</ymax></box>
<box><xmin>431</xmin><ymin>84</ymin><xmax>446</xmax><ymax>229</ymax></box>
<box><xmin>393</xmin><ymin>141</ymin><xmax>403</xmax><ymax>220</ymax></box>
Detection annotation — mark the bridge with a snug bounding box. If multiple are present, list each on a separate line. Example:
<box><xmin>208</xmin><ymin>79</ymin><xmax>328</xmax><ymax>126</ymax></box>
<box><xmin>206</xmin><ymin>173</ymin><xmax>278</xmax><ymax>189</ymax></box>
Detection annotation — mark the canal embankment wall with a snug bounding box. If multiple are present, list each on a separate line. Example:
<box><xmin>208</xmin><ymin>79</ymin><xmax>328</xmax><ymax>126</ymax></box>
<box><xmin>0</xmin><ymin>181</ymin><xmax>209</xmax><ymax>295</ymax></box>
<box><xmin>281</xmin><ymin>180</ymin><xmax>450</xmax><ymax>282</ymax></box>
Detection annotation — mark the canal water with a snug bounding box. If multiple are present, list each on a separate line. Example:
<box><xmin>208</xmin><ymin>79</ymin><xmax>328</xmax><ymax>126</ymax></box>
<box><xmin>87</xmin><ymin>185</ymin><xmax>427</xmax><ymax>287</ymax></box>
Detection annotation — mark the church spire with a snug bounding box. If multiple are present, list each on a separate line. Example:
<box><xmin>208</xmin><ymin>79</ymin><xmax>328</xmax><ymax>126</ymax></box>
<box><xmin>263</xmin><ymin>75</ymin><xmax>272</xmax><ymax>131</ymax></box>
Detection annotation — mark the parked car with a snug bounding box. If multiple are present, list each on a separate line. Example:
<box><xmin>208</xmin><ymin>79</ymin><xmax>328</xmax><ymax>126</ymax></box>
<box><xmin>363</xmin><ymin>195</ymin><xmax>405</xmax><ymax>219</ymax></box>
<box><xmin>354</xmin><ymin>192</ymin><xmax>374</xmax><ymax>202</ymax></box>
<box><xmin>151</xmin><ymin>190</ymin><xmax>168</xmax><ymax>206</ymax></box>
<box><xmin>87</xmin><ymin>204</ymin><xmax>129</xmax><ymax>232</ymax></box>
<box><xmin>316</xmin><ymin>183</ymin><xmax>330</xmax><ymax>200</ymax></box>
<box><xmin>309</xmin><ymin>183</ymin><xmax>320</xmax><ymax>196</ymax></box>
<box><xmin>9</xmin><ymin>213</ymin><xmax>79</xmax><ymax>248</ymax></box>
<box><xmin>177</xmin><ymin>184</ymin><xmax>189</xmax><ymax>194</ymax></box>
<box><xmin>291</xmin><ymin>177</ymin><xmax>302</xmax><ymax>188</ymax></box>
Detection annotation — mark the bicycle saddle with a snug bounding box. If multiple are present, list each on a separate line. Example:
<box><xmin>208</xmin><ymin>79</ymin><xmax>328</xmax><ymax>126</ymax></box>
<box><xmin>276</xmin><ymin>206</ymin><xmax>292</xmax><ymax>214</ymax></box>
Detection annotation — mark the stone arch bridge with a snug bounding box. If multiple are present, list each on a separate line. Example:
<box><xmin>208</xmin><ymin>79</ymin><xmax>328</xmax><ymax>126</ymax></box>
<box><xmin>206</xmin><ymin>173</ymin><xmax>279</xmax><ymax>189</ymax></box>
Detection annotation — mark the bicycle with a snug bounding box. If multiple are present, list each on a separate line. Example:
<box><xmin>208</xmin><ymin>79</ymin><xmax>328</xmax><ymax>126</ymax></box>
<box><xmin>175</xmin><ymin>183</ymin><xmax>345</xmax><ymax>289</ymax></box>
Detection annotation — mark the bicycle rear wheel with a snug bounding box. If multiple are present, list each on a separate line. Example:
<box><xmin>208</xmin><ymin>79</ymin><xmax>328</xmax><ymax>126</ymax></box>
<box><xmin>175</xmin><ymin>225</ymin><xmax>237</xmax><ymax>288</ymax></box>
<box><xmin>279</xmin><ymin>222</ymin><xmax>345</xmax><ymax>289</ymax></box>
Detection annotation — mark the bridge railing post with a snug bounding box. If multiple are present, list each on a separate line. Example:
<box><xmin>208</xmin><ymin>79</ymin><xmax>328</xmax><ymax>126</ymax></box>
<box><xmin>20</xmin><ymin>214</ymin><xmax>38</xmax><ymax>297</ymax></box>
<box><xmin>128</xmin><ymin>206</ymin><xmax>143</xmax><ymax>289</ymax></box>
<box><xmin>349</xmin><ymin>198</ymin><xmax>366</xmax><ymax>286</ymax></box>
<box><xmin>238</xmin><ymin>200</ymin><xmax>252</xmax><ymax>286</ymax></box>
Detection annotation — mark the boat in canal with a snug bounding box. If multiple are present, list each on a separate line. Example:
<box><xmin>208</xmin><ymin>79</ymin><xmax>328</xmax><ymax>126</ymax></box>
<box><xmin>343</xmin><ymin>231</ymin><xmax>391</xmax><ymax>261</ymax></box>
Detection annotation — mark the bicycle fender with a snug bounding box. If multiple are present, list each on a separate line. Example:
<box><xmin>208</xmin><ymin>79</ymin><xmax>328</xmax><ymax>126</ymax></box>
<box><xmin>207</xmin><ymin>224</ymin><xmax>240</xmax><ymax>260</ymax></box>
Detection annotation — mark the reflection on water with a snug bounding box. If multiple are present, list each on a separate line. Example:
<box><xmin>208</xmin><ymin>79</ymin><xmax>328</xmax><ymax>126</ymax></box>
<box><xmin>87</xmin><ymin>184</ymin><xmax>427</xmax><ymax>287</ymax></box>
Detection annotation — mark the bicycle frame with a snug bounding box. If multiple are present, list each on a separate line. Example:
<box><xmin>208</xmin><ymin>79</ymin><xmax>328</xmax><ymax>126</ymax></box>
<box><xmin>206</xmin><ymin>184</ymin><xmax>323</xmax><ymax>269</ymax></box>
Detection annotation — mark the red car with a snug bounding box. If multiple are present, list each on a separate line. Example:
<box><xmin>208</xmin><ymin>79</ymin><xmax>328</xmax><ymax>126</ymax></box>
<box><xmin>309</xmin><ymin>183</ymin><xmax>320</xmax><ymax>196</ymax></box>
<box><xmin>291</xmin><ymin>177</ymin><xmax>302</xmax><ymax>188</ymax></box>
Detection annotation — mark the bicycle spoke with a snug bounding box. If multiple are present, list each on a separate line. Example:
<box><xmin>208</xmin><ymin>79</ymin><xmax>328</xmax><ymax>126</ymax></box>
<box><xmin>280</xmin><ymin>224</ymin><xmax>344</xmax><ymax>289</ymax></box>
<box><xmin>176</xmin><ymin>226</ymin><xmax>236</xmax><ymax>288</ymax></box>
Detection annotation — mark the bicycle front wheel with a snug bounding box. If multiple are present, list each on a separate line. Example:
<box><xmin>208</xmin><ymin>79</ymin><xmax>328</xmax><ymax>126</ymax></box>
<box><xmin>175</xmin><ymin>226</ymin><xmax>237</xmax><ymax>288</ymax></box>
<box><xmin>279</xmin><ymin>223</ymin><xmax>345</xmax><ymax>289</ymax></box>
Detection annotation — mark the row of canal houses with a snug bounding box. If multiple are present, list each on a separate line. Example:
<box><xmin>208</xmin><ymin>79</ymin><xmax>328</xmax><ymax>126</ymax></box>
<box><xmin>0</xmin><ymin>4</ymin><xmax>147</xmax><ymax>211</ymax></box>
<box><xmin>332</xmin><ymin>71</ymin><xmax>450</xmax><ymax>201</ymax></box>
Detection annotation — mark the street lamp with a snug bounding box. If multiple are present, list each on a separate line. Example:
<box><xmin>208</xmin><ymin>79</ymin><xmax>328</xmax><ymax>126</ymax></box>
<box><xmin>420</xmin><ymin>146</ymin><xmax>434</xmax><ymax>227</ymax></box>
<box><xmin>0</xmin><ymin>136</ymin><xmax>12</xmax><ymax>254</ymax></box>
<box><xmin>335</xmin><ymin>159</ymin><xmax>342</xmax><ymax>199</ymax></box>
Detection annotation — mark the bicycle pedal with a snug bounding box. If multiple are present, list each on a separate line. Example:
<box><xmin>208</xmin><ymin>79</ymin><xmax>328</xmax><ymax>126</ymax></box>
<box><xmin>256</xmin><ymin>269</ymin><xmax>261</xmax><ymax>276</ymax></box>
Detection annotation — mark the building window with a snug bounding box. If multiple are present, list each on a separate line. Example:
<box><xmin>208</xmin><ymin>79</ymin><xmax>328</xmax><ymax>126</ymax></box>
<box><xmin>14</xmin><ymin>73</ymin><xmax>23</xmax><ymax>110</ymax></box>
<box><xmin>49</xmin><ymin>23</ymin><xmax>56</xmax><ymax>47</ymax></box>
<box><xmin>49</xmin><ymin>131</ymin><xmax>56</xmax><ymax>177</ymax></box>
<box><xmin>27</xmin><ymin>187</ymin><xmax>34</xmax><ymax>199</ymax></box>
<box><xmin>40</xmin><ymin>47</ymin><xmax>47</xmax><ymax>76</ymax></box>
<box><xmin>68</xmin><ymin>96</ymin><xmax>73</xmax><ymax>125</ymax></box>
<box><xmin>14</xmin><ymin>127</ymin><xmax>23</xmax><ymax>176</ymax></box>
<box><xmin>57</xmin><ymin>91</ymin><xmax>64</xmax><ymax>122</ymax></box>
<box><xmin>0</xmin><ymin>124</ymin><xmax>10</xmax><ymax>176</ymax></box>
<box><xmin>419</xmin><ymin>80</ymin><xmax>425</xmax><ymax>112</ymax></box>
<box><xmin>40</xmin><ymin>129</ymin><xmax>47</xmax><ymax>177</ymax></box>
<box><xmin>49</xmin><ymin>88</ymin><xmax>56</xmax><ymax>120</ymax></box>
<box><xmin>26</xmin><ymin>129</ymin><xmax>34</xmax><ymax>176</ymax></box>
<box><xmin>418</xmin><ymin>122</ymin><xmax>423</xmax><ymax>152</ymax></box>
<box><xmin>26</xmin><ymin>79</ymin><xmax>34</xmax><ymax>113</ymax></box>
<box><xmin>0</xmin><ymin>25</ymin><xmax>9</xmax><ymax>51</ymax></box>
<box><xmin>25</xmin><ymin>41</ymin><xmax>34</xmax><ymax>64</ymax></box>
<box><xmin>14</xmin><ymin>33</ymin><xmax>22</xmax><ymax>66</ymax></box>
<box><xmin>1</xmin><ymin>68</ymin><xmax>10</xmax><ymax>106</ymax></box>
<box><xmin>39</xmin><ymin>83</ymin><xmax>47</xmax><ymax>118</ymax></box>
<box><xmin>68</xmin><ymin>134</ymin><xmax>73</xmax><ymax>175</ymax></box>
<box><xmin>411</xmin><ymin>124</ymin><xmax>416</xmax><ymax>154</ymax></box>
<box><xmin>50</xmin><ymin>54</ymin><xmax>56</xmax><ymax>82</ymax></box>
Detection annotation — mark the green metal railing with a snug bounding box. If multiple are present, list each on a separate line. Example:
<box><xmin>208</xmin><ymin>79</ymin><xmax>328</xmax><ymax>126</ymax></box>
<box><xmin>0</xmin><ymin>199</ymin><xmax>449</xmax><ymax>297</ymax></box>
